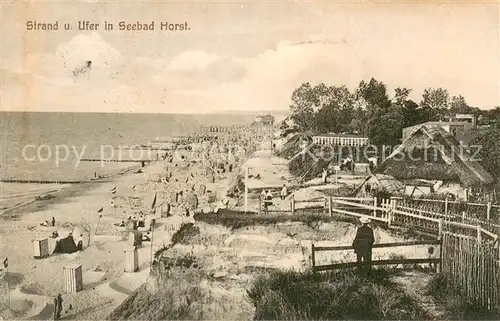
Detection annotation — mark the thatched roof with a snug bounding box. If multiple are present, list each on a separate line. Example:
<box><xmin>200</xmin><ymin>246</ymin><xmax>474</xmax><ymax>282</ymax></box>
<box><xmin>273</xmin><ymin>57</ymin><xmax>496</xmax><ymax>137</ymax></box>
<box><xmin>355</xmin><ymin>174</ymin><xmax>405</xmax><ymax>196</ymax></box>
<box><xmin>277</xmin><ymin>133</ymin><xmax>312</xmax><ymax>159</ymax></box>
<box><xmin>375</xmin><ymin>124</ymin><xmax>494</xmax><ymax>188</ymax></box>
<box><xmin>288</xmin><ymin>146</ymin><xmax>330</xmax><ymax>182</ymax></box>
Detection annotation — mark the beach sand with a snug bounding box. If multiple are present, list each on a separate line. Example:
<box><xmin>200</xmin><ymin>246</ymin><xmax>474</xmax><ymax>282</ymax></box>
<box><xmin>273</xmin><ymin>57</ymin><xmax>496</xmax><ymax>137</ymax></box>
<box><xmin>0</xmin><ymin>134</ymin><xmax>252</xmax><ymax>320</ymax></box>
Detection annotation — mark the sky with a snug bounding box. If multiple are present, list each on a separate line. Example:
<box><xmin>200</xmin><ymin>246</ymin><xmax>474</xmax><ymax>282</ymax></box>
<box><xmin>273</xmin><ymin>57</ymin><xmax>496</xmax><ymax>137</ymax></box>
<box><xmin>0</xmin><ymin>1</ymin><xmax>499</xmax><ymax>114</ymax></box>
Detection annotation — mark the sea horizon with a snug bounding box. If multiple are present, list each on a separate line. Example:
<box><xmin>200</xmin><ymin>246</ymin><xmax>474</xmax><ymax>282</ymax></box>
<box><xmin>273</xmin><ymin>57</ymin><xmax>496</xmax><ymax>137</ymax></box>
<box><xmin>0</xmin><ymin>111</ymin><xmax>280</xmax><ymax>182</ymax></box>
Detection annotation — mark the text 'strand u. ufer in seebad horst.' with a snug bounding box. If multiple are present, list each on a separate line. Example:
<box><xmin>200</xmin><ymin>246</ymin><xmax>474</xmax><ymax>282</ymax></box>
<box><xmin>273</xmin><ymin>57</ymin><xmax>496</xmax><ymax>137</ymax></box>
<box><xmin>25</xmin><ymin>20</ymin><xmax>190</xmax><ymax>31</ymax></box>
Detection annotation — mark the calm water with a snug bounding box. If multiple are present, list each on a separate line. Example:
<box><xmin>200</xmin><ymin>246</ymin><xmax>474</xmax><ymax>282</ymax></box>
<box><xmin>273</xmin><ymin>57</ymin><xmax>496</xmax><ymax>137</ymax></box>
<box><xmin>0</xmin><ymin>112</ymin><xmax>260</xmax><ymax>181</ymax></box>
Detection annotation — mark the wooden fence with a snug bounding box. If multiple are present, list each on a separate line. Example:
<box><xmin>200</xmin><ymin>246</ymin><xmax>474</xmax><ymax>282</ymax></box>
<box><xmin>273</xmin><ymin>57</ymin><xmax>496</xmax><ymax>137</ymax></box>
<box><xmin>312</xmin><ymin>240</ymin><xmax>442</xmax><ymax>272</ymax></box>
<box><xmin>441</xmin><ymin>232</ymin><xmax>500</xmax><ymax>313</ymax></box>
<box><xmin>320</xmin><ymin>196</ymin><xmax>500</xmax><ymax>315</ymax></box>
<box><xmin>264</xmin><ymin>195</ymin><xmax>500</xmax><ymax>237</ymax></box>
<box><xmin>251</xmin><ymin>193</ymin><xmax>500</xmax><ymax>313</ymax></box>
<box><xmin>392</xmin><ymin>197</ymin><xmax>500</xmax><ymax>223</ymax></box>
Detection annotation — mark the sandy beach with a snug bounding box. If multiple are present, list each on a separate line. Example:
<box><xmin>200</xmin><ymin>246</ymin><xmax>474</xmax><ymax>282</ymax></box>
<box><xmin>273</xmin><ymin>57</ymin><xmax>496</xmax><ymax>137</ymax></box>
<box><xmin>0</xmin><ymin>131</ymin><xmax>259</xmax><ymax>320</ymax></box>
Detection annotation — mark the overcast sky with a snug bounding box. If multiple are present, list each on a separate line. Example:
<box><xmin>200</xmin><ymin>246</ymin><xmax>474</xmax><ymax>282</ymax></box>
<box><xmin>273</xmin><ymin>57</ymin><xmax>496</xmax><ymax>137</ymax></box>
<box><xmin>1</xmin><ymin>1</ymin><xmax>499</xmax><ymax>113</ymax></box>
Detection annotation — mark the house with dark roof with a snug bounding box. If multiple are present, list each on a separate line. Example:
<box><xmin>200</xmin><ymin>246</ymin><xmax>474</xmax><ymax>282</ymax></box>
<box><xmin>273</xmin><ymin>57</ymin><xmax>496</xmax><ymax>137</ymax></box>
<box><xmin>372</xmin><ymin>124</ymin><xmax>494</xmax><ymax>201</ymax></box>
<box><xmin>254</xmin><ymin>114</ymin><xmax>275</xmax><ymax>126</ymax></box>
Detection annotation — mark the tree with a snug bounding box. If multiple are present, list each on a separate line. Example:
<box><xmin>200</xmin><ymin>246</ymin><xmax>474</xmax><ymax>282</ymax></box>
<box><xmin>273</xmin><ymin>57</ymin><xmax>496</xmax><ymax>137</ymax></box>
<box><xmin>469</xmin><ymin>127</ymin><xmax>500</xmax><ymax>181</ymax></box>
<box><xmin>420</xmin><ymin>88</ymin><xmax>450</xmax><ymax>121</ymax></box>
<box><xmin>356</xmin><ymin>78</ymin><xmax>392</xmax><ymax>113</ymax></box>
<box><xmin>289</xmin><ymin>82</ymin><xmax>357</xmax><ymax>134</ymax></box>
<box><xmin>393</xmin><ymin>87</ymin><xmax>412</xmax><ymax>106</ymax></box>
<box><xmin>314</xmin><ymin>85</ymin><xmax>356</xmax><ymax>133</ymax></box>
<box><xmin>449</xmin><ymin>95</ymin><xmax>472</xmax><ymax>115</ymax></box>
<box><xmin>289</xmin><ymin>82</ymin><xmax>317</xmax><ymax>131</ymax></box>
<box><xmin>366</xmin><ymin>105</ymin><xmax>404</xmax><ymax>146</ymax></box>
<box><xmin>402</xmin><ymin>100</ymin><xmax>424</xmax><ymax>128</ymax></box>
<box><xmin>479</xmin><ymin>106</ymin><xmax>500</xmax><ymax>126</ymax></box>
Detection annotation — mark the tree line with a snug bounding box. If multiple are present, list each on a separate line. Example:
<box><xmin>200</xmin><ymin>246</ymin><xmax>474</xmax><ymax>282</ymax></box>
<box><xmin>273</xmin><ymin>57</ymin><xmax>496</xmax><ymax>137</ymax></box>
<box><xmin>282</xmin><ymin>78</ymin><xmax>500</xmax><ymax>146</ymax></box>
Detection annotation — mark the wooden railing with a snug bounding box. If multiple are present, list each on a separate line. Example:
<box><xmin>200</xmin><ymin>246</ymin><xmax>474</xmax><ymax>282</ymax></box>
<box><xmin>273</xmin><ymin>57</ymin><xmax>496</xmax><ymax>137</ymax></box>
<box><xmin>320</xmin><ymin>196</ymin><xmax>500</xmax><ymax>315</ymax></box>
<box><xmin>312</xmin><ymin>240</ymin><xmax>442</xmax><ymax>272</ymax></box>
<box><xmin>391</xmin><ymin>197</ymin><xmax>500</xmax><ymax>223</ymax></box>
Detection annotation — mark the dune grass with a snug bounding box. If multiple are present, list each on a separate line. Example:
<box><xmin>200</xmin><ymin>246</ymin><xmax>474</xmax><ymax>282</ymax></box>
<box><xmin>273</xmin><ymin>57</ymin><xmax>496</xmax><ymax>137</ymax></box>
<box><xmin>193</xmin><ymin>209</ymin><xmax>359</xmax><ymax>229</ymax></box>
<box><xmin>426</xmin><ymin>274</ymin><xmax>499</xmax><ymax>320</ymax></box>
<box><xmin>170</xmin><ymin>222</ymin><xmax>200</xmax><ymax>245</ymax></box>
<box><xmin>247</xmin><ymin>268</ymin><xmax>428</xmax><ymax>320</ymax></box>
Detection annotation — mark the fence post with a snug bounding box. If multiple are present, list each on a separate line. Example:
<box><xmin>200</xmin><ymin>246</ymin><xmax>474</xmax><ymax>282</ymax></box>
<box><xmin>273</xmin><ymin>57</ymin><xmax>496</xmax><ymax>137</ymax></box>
<box><xmin>477</xmin><ymin>225</ymin><xmax>482</xmax><ymax>252</ymax></box>
<box><xmin>438</xmin><ymin>219</ymin><xmax>443</xmax><ymax>236</ymax></box>
<box><xmin>437</xmin><ymin>233</ymin><xmax>443</xmax><ymax>274</ymax></box>
<box><xmin>328</xmin><ymin>196</ymin><xmax>332</xmax><ymax>217</ymax></box>
<box><xmin>462</xmin><ymin>211</ymin><xmax>466</xmax><ymax>222</ymax></box>
<box><xmin>387</xmin><ymin>199</ymin><xmax>395</xmax><ymax>227</ymax></box>
<box><xmin>311</xmin><ymin>243</ymin><xmax>316</xmax><ymax>272</ymax></box>
<box><xmin>445</xmin><ymin>197</ymin><xmax>448</xmax><ymax>215</ymax></box>
<box><xmin>487</xmin><ymin>202</ymin><xmax>491</xmax><ymax>221</ymax></box>
<box><xmin>290</xmin><ymin>195</ymin><xmax>295</xmax><ymax>215</ymax></box>
<box><xmin>373</xmin><ymin>196</ymin><xmax>377</xmax><ymax>217</ymax></box>
<box><xmin>258</xmin><ymin>196</ymin><xmax>262</xmax><ymax>215</ymax></box>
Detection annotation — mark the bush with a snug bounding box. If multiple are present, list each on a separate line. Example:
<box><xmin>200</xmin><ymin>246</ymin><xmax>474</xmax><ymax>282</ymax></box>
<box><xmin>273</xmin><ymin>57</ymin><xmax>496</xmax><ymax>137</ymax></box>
<box><xmin>247</xmin><ymin>269</ymin><xmax>427</xmax><ymax>320</ymax></box>
<box><xmin>171</xmin><ymin>223</ymin><xmax>200</xmax><ymax>245</ymax></box>
<box><xmin>108</xmin><ymin>281</ymin><xmax>205</xmax><ymax>320</ymax></box>
<box><xmin>426</xmin><ymin>274</ymin><xmax>498</xmax><ymax>320</ymax></box>
<box><xmin>194</xmin><ymin>210</ymin><xmax>364</xmax><ymax>229</ymax></box>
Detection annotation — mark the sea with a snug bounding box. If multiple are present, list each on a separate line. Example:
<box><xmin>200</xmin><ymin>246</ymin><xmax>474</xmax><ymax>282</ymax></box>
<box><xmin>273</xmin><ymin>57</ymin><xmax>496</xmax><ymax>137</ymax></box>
<box><xmin>0</xmin><ymin>111</ymin><xmax>269</xmax><ymax>210</ymax></box>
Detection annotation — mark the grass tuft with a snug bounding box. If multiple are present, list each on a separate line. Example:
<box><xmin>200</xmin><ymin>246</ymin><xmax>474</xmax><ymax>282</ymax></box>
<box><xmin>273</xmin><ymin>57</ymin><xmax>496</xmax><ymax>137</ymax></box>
<box><xmin>171</xmin><ymin>222</ymin><xmax>200</xmax><ymax>245</ymax></box>
<box><xmin>247</xmin><ymin>268</ymin><xmax>427</xmax><ymax>320</ymax></box>
<box><xmin>193</xmin><ymin>210</ymin><xmax>359</xmax><ymax>230</ymax></box>
<box><xmin>426</xmin><ymin>274</ymin><xmax>499</xmax><ymax>320</ymax></box>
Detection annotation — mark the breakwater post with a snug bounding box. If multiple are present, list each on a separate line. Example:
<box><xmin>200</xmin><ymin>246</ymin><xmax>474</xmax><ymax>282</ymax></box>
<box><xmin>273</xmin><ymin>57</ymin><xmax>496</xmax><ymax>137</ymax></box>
<box><xmin>244</xmin><ymin>166</ymin><xmax>249</xmax><ymax>213</ymax></box>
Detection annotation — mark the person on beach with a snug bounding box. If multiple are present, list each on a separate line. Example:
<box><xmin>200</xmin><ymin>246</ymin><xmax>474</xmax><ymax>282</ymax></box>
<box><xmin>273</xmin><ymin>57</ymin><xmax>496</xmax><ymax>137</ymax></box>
<box><xmin>352</xmin><ymin>217</ymin><xmax>375</xmax><ymax>277</ymax></box>
<box><xmin>51</xmin><ymin>217</ymin><xmax>56</xmax><ymax>227</ymax></box>
<box><xmin>77</xmin><ymin>234</ymin><xmax>84</xmax><ymax>251</ymax></box>
<box><xmin>266</xmin><ymin>190</ymin><xmax>273</xmax><ymax>201</ymax></box>
<box><xmin>67</xmin><ymin>232</ymin><xmax>75</xmax><ymax>245</ymax></box>
<box><xmin>280</xmin><ymin>184</ymin><xmax>288</xmax><ymax>200</ymax></box>
<box><xmin>428</xmin><ymin>246</ymin><xmax>436</xmax><ymax>270</ymax></box>
<box><xmin>264</xmin><ymin>190</ymin><xmax>274</xmax><ymax>212</ymax></box>
<box><xmin>54</xmin><ymin>293</ymin><xmax>63</xmax><ymax>320</ymax></box>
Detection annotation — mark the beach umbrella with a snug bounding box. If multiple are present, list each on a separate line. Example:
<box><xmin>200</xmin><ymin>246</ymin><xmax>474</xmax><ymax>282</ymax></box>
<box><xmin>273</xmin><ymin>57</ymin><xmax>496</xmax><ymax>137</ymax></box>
<box><xmin>97</xmin><ymin>207</ymin><xmax>103</xmax><ymax>213</ymax></box>
<box><xmin>111</xmin><ymin>187</ymin><xmax>117</xmax><ymax>194</ymax></box>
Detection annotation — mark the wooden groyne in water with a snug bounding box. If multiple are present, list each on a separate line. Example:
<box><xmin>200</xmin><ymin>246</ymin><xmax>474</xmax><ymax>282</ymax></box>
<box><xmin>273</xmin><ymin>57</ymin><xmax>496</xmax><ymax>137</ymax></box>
<box><xmin>112</xmin><ymin>147</ymin><xmax>174</xmax><ymax>151</ymax></box>
<box><xmin>80</xmin><ymin>158</ymin><xmax>154</xmax><ymax>162</ymax></box>
<box><xmin>0</xmin><ymin>179</ymin><xmax>84</xmax><ymax>184</ymax></box>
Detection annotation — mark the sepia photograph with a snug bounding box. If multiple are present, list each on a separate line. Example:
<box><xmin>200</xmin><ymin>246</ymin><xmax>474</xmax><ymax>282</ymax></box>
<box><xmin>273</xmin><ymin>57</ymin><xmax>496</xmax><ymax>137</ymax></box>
<box><xmin>1</xmin><ymin>1</ymin><xmax>500</xmax><ymax>320</ymax></box>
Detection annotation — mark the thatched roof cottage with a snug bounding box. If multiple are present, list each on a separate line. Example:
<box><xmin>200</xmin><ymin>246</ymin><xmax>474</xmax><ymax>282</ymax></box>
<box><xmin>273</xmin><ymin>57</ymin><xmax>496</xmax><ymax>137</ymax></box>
<box><xmin>373</xmin><ymin>124</ymin><xmax>494</xmax><ymax>201</ymax></box>
<box><xmin>355</xmin><ymin>174</ymin><xmax>406</xmax><ymax>197</ymax></box>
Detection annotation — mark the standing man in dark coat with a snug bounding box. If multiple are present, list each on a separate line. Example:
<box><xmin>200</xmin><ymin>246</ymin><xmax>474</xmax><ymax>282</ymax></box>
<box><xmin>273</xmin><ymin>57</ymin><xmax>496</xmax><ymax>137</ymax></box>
<box><xmin>352</xmin><ymin>217</ymin><xmax>375</xmax><ymax>276</ymax></box>
<box><xmin>54</xmin><ymin>293</ymin><xmax>63</xmax><ymax>320</ymax></box>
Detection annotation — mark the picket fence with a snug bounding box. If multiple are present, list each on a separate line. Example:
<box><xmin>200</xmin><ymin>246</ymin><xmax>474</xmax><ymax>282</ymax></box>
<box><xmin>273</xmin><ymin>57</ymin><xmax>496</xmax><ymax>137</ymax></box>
<box><xmin>393</xmin><ymin>197</ymin><xmax>500</xmax><ymax>223</ymax></box>
<box><xmin>257</xmin><ymin>194</ymin><xmax>500</xmax><ymax>313</ymax></box>
<box><xmin>319</xmin><ymin>196</ymin><xmax>500</xmax><ymax>315</ymax></box>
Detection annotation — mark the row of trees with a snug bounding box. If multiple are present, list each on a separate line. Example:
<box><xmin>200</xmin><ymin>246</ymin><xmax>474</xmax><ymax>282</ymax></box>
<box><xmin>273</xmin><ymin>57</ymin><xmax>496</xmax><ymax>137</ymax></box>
<box><xmin>283</xmin><ymin>78</ymin><xmax>500</xmax><ymax>146</ymax></box>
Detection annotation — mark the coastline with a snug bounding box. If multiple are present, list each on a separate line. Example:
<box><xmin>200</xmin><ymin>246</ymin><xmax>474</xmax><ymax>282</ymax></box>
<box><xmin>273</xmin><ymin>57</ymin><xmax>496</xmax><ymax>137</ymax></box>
<box><xmin>0</xmin><ymin>129</ymin><xmax>262</xmax><ymax>320</ymax></box>
<box><xmin>0</xmin><ymin>161</ymin><xmax>145</xmax><ymax>218</ymax></box>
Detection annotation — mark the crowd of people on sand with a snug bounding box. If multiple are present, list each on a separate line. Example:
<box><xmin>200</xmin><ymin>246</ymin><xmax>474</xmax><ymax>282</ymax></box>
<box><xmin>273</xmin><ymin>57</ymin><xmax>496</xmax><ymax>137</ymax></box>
<box><xmin>0</xmin><ymin>127</ymin><xmax>272</xmax><ymax>321</ymax></box>
<box><xmin>102</xmin><ymin>129</ymin><xmax>269</xmax><ymax>234</ymax></box>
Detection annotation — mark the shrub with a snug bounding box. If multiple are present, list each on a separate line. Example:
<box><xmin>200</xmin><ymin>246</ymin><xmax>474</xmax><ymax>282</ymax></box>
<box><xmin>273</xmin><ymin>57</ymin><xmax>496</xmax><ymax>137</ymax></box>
<box><xmin>426</xmin><ymin>274</ymin><xmax>498</xmax><ymax>320</ymax></box>
<box><xmin>247</xmin><ymin>269</ymin><xmax>427</xmax><ymax>320</ymax></box>
<box><xmin>171</xmin><ymin>223</ymin><xmax>200</xmax><ymax>245</ymax></box>
<box><xmin>194</xmin><ymin>210</ymin><xmax>344</xmax><ymax>230</ymax></box>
